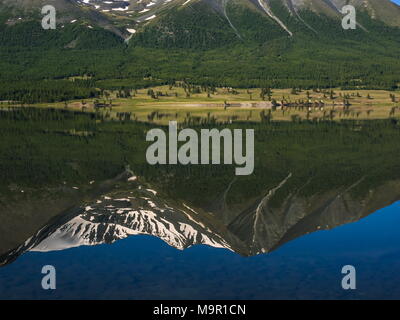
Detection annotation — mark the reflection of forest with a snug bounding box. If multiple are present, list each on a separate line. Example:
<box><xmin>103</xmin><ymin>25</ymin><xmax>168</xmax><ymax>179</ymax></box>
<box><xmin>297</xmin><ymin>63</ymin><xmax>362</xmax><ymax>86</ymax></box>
<box><xmin>1</xmin><ymin>108</ymin><xmax>400</xmax><ymax>264</ymax></box>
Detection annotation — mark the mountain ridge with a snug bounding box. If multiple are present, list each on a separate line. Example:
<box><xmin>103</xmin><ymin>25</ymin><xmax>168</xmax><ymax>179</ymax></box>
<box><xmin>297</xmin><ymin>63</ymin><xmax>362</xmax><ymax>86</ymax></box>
<box><xmin>2</xmin><ymin>173</ymin><xmax>400</xmax><ymax>266</ymax></box>
<box><xmin>1</xmin><ymin>0</ymin><xmax>399</xmax><ymax>39</ymax></box>
<box><xmin>0</xmin><ymin>0</ymin><xmax>399</xmax><ymax>91</ymax></box>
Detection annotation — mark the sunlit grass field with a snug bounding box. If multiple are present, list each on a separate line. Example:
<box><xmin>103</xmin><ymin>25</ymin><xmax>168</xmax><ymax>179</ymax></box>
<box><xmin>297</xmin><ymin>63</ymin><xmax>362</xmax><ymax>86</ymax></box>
<box><xmin>24</xmin><ymin>85</ymin><xmax>400</xmax><ymax>124</ymax></box>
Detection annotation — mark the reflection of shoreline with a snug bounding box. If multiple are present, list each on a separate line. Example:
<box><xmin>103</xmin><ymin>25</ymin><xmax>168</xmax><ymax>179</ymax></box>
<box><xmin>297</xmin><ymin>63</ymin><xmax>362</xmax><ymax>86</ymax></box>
<box><xmin>2</xmin><ymin>175</ymin><xmax>400</xmax><ymax>267</ymax></box>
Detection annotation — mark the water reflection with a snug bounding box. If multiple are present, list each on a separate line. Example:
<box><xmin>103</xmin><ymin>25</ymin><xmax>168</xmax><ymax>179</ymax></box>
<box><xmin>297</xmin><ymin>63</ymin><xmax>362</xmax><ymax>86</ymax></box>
<box><xmin>2</xmin><ymin>172</ymin><xmax>400</xmax><ymax>267</ymax></box>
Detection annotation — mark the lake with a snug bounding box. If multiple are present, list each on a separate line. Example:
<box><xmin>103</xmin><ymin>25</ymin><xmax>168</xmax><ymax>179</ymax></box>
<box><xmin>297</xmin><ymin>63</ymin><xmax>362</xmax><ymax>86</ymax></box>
<box><xmin>0</xmin><ymin>200</ymin><xmax>399</xmax><ymax>300</ymax></box>
<box><xmin>1</xmin><ymin>112</ymin><xmax>400</xmax><ymax>300</ymax></box>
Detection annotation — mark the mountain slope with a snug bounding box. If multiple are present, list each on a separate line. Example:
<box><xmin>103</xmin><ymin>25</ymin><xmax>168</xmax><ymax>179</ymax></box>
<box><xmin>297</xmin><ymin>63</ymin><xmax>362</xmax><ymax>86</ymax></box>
<box><xmin>127</xmin><ymin>0</ymin><xmax>400</xmax><ymax>50</ymax></box>
<box><xmin>2</xmin><ymin>0</ymin><xmax>400</xmax><ymax>39</ymax></box>
<box><xmin>1</xmin><ymin>173</ymin><xmax>400</xmax><ymax>265</ymax></box>
<box><xmin>0</xmin><ymin>0</ymin><xmax>399</xmax><ymax>89</ymax></box>
<box><xmin>0</xmin><ymin>0</ymin><xmax>128</xmax><ymax>37</ymax></box>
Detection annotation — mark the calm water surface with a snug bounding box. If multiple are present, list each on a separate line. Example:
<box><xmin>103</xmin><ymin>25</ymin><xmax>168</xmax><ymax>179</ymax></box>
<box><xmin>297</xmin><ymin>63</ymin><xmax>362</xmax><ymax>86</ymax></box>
<box><xmin>0</xmin><ymin>201</ymin><xmax>399</xmax><ymax>300</ymax></box>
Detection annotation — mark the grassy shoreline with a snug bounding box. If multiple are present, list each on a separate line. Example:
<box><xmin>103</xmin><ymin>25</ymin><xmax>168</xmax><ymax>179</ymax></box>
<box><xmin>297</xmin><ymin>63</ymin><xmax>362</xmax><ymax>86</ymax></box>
<box><xmin>4</xmin><ymin>86</ymin><xmax>399</xmax><ymax>124</ymax></box>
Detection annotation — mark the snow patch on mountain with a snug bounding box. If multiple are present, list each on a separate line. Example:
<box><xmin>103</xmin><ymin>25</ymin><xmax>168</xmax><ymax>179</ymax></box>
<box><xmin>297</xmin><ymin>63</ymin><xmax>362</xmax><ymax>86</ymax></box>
<box><xmin>28</xmin><ymin>186</ymin><xmax>233</xmax><ymax>253</ymax></box>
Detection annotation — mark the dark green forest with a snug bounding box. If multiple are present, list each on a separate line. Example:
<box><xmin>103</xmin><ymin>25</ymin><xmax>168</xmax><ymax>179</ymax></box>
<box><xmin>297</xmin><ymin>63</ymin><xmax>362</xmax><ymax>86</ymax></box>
<box><xmin>0</xmin><ymin>0</ymin><xmax>400</xmax><ymax>103</ymax></box>
<box><xmin>1</xmin><ymin>107</ymin><xmax>400</xmax><ymax>208</ymax></box>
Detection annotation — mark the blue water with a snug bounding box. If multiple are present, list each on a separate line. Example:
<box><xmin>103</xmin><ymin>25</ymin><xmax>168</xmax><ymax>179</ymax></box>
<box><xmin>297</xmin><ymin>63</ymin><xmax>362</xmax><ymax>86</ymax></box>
<box><xmin>0</xmin><ymin>202</ymin><xmax>399</xmax><ymax>300</ymax></box>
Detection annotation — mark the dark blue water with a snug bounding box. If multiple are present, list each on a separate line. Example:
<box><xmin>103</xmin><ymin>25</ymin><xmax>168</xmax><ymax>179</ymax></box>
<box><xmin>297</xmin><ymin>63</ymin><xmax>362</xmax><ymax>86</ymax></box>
<box><xmin>0</xmin><ymin>202</ymin><xmax>399</xmax><ymax>300</ymax></box>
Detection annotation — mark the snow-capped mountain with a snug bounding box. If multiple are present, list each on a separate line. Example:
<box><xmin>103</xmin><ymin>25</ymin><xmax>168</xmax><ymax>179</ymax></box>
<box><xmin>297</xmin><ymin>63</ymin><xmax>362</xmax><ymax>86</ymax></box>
<box><xmin>30</xmin><ymin>190</ymin><xmax>233</xmax><ymax>252</ymax></box>
<box><xmin>2</xmin><ymin>171</ymin><xmax>400</xmax><ymax>267</ymax></box>
<box><xmin>2</xmin><ymin>0</ymin><xmax>399</xmax><ymax>40</ymax></box>
<box><xmin>75</xmin><ymin>0</ymin><xmax>400</xmax><ymax>26</ymax></box>
<box><xmin>79</xmin><ymin>0</ymin><xmax>400</xmax><ymax>39</ymax></box>
<box><xmin>0</xmin><ymin>177</ymin><xmax>239</xmax><ymax>266</ymax></box>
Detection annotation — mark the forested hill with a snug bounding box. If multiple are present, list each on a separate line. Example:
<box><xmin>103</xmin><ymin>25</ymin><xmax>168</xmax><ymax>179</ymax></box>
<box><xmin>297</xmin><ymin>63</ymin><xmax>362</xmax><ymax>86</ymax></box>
<box><xmin>0</xmin><ymin>0</ymin><xmax>399</xmax><ymax>103</ymax></box>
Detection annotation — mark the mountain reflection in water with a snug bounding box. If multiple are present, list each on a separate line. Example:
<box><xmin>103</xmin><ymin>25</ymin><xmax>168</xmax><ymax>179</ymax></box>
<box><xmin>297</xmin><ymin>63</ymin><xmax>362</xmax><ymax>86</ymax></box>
<box><xmin>1</xmin><ymin>172</ymin><xmax>400</xmax><ymax>267</ymax></box>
